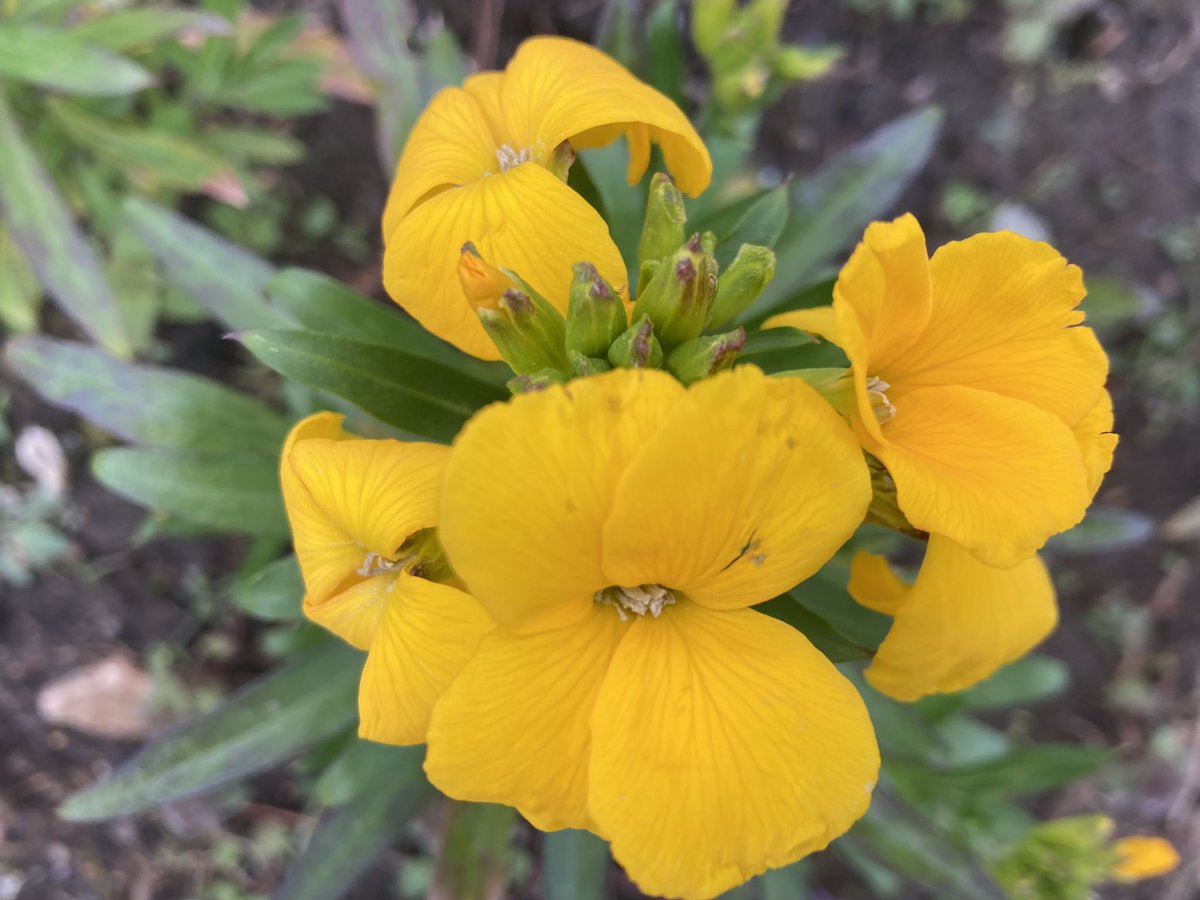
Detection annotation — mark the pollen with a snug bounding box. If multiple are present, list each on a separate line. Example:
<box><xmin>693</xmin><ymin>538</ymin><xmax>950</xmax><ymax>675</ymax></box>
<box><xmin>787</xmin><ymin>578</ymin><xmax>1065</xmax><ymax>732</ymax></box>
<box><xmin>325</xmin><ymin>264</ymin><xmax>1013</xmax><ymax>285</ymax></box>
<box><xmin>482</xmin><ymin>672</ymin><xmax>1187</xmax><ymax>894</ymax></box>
<box><xmin>595</xmin><ymin>583</ymin><xmax>678</xmax><ymax>620</ymax></box>
<box><xmin>495</xmin><ymin>143</ymin><xmax>535</xmax><ymax>171</ymax></box>
<box><xmin>865</xmin><ymin>376</ymin><xmax>896</xmax><ymax>424</ymax></box>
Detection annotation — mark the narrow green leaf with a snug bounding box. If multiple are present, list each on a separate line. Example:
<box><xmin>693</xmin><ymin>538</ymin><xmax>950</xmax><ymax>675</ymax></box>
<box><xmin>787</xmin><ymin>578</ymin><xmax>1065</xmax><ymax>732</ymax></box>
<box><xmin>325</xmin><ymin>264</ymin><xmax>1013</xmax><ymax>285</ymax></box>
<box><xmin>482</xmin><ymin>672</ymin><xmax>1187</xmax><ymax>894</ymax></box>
<box><xmin>92</xmin><ymin>447</ymin><xmax>286</xmax><ymax>535</ymax></box>
<box><xmin>0</xmin><ymin>23</ymin><xmax>153</xmax><ymax>95</ymax></box>
<box><xmin>276</xmin><ymin>744</ymin><xmax>432</xmax><ymax>900</ymax></box>
<box><xmin>756</xmin><ymin>592</ymin><xmax>872</xmax><ymax>663</ymax></box>
<box><xmin>203</xmin><ymin>127</ymin><xmax>305</xmax><ymax>166</ymax></box>
<box><xmin>643</xmin><ymin>1</ymin><xmax>684</xmax><ymax>104</ymax></box>
<box><xmin>240</xmin><ymin>330</ymin><xmax>505</xmax><ymax>442</ymax></box>
<box><xmin>575</xmin><ymin>142</ymin><xmax>647</xmax><ymax>289</ymax></box>
<box><xmin>750</xmin><ymin>107</ymin><xmax>943</xmax><ymax>319</ymax></box>
<box><xmin>1046</xmin><ymin>505</ymin><xmax>1154</xmax><ymax>555</ymax></box>
<box><xmin>4</xmin><ymin>335</ymin><xmax>289</xmax><ymax>453</ymax></box>
<box><xmin>432</xmin><ymin>803</ymin><xmax>516</xmax><ymax>900</ymax></box>
<box><xmin>543</xmin><ymin>830</ymin><xmax>610</xmax><ymax>900</ymax></box>
<box><xmin>959</xmin><ymin>655</ymin><xmax>1069</xmax><ymax>711</ymax></box>
<box><xmin>0</xmin><ymin>225</ymin><xmax>40</xmax><ymax>332</ymax></box>
<box><xmin>123</xmin><ymin>197</ymin><xmax>284</xmax><ymax>330</ymax></box>
<box><xmin>60</xmin><ymin>641</ymin><xmax>361</xmax><ymax>821</ymax></box>
<box><xmin>266</xmin><ymin>268</ymin><xmax>507</xmax><ymax>386</ymax></box>
<box><xmin>0</xmin><ymin>94</ymin><xmax>129</xmax><ymax>355</ymax></box>
<box><xmin>214</xmin><ymin>58</ymin><xmax>327</xmax><ymax>117</ymax></box>
<box><xmin>891</xmin><ymin>745</ymin><xmax>1111</xmax><ymax>800</ymax></box>
<box><xmin>47</xmin><ymin>99</ymin><xmax>227</xmax><ymax>191</ymax></box>
<box><xmin>69</xmin><ymin>7</ymin><xmax>231</xmax><ymax>52</ymax></box>
<box><xmin>714</xmin><ymin>184</ymin><xmax>790</xmax><ymax>268</ymax></box>
<box><xmin>230</xmin><ymin>554</ymin><xmax>303</xmax><ymax>621</ymax></box>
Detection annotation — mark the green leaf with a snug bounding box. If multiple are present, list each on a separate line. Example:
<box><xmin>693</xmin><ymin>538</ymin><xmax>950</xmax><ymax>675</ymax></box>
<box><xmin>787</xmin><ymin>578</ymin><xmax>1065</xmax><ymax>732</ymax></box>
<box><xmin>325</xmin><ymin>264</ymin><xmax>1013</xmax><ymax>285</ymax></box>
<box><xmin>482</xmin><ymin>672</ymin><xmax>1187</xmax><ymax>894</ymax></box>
<box><xmin>892</xmin><ymin>745</ymin><xmax>1111</xmax><ymax>800</ymax></box>
<box><xmin>756</xmin><ymin>592</ymin><xmax>872</xmax><ymax>663</ymax></box>
<box><xmin>311</xmin><ymin>739</ymin><xmax>404</xmax><ymax>808</ymax></box>
<box><xmin>46</xmin><ymin>99</ymin><xmax>227</xmax><ymax>192</ymax></box>
<box><xmin>543</xmin><ymin>829</ymin><xmax>610</xmax><ymax>900</ymax></box>
<box><xmin>643</xmin><ymin>0</ymin><xmax>684</xmax><ymax>104</ymax></box>
<box><xmin>266</xmin><ymin>268</ymin><xmax>507</xmax><ymax>386</ymax></box>
<box><xmin>713</xmin><ymin>184</ymin><xmax>790</xmax><ymax>268</ymax></box>
<box><xmin>60</xmin><ymin>640</ymin><xmax>361</xmax><ymax>821</ymax></box>
<box><xmin>240</xmin><ymin>330</ymin><xmax>505</xmax><ymax>442</ymax></box>
<box><xmin>230</xmin><ymin>554</ymin><xmax>303</xmax><ymax>621</ymax></box>
<box><xmin>4</xmin><ymin>335</ymin><xmax>289</xmax><ymax>453</ymax></box>
<box><xmin>202</xmin><ymin>126</ymin><xmax>305</xmax><ymax>166</ymax></box>
<box><xmin>750</xmin><ymin>107</ymin><xmax>943</xmax><ymax>320</ymax></box>
<box><xmin>0</xmin><ymin>225</ymin><xmax>40</xmax><ymax>332</ymax></box>
<box><xmin>0</xmin><ymin>23</ymin><xmax>153</xmax><ymax>95</ymax></box>
<box><xmin>92</xmin><ymin>447</ymin><xmax>286</xmax><ymax>535</ymax></box>
<box><xmin>123</xmin><ymin>197</ymin><xmax>284</xmax><ymax>330</ymax></box>
<box><xmin>432</xmin><ymin>803</ymin><xmax>517</xmax><ymax>900</ymax></box>
<box><xmin>214</xmin><ymin>58</ymin><xmax>327</xmax><ymax>117</ymax></box>
<box><xmin>959</xmin><ymin>655</ymin><xmax>1069</xmax><ymax>711</ymax></box>
<box><xmin>575</xmin><ymin>142</ymin><xmax>647</xmax><ymax>288</ymax></box>
<box><xmin>276</xmin><ymin>744</ymin><xmax>432</xmax><ymax>900</ymax></box>
<box><xmin>0</xmin><ymin>93</ymin><xmax>130</xmax><ymax>356</ymax></box>
<box><xmin>1046</xmin><ymin>505</ymin><xmax>1154</xmax><ymax>555</ymax></box>
<box><xmin>69</xmin><ymin>7</ymin><xmax>231</xmax><ymax>52</ymax></box>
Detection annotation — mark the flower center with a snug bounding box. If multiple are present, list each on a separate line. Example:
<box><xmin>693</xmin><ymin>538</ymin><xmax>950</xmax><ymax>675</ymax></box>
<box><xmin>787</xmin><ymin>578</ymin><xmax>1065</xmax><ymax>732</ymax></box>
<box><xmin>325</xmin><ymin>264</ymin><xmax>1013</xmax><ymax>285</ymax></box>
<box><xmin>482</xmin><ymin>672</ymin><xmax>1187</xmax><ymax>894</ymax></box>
<box><xmin>357</xmin><ymin>550</ymin><xmax>415</xmax><ymax>578</ymax></box>
<box><xmin>594</xmin><ymin>583</ymin><xmax>678</xmax><ymax>620</ymax></box>
<box><xmin>866</xmin><ymin>376</ymin><xmax>896</xmax><ymax>424</ymax></box>
<box><xmin>495</xmin><ymin>144</ymin><xmax>535</xmax><ymax>171</ymax></box>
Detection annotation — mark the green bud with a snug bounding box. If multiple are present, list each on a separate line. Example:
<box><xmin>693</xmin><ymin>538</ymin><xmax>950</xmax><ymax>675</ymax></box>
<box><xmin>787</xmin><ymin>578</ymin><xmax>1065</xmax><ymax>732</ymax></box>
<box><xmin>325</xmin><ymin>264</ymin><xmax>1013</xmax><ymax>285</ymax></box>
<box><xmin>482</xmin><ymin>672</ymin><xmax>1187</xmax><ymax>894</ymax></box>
<box><xmin>566</xmin><ymin>262</ymin><xmax>627</xmax><ymax>358</ymax></box>
<box><xmin>507</xmin><ymin>368</ymin><xmax>568</xmax><ymax>395</ymax></box>
<box><xmin>608</xmin><ymin>315</ymin><xmax>663</xmax><ymax>369</ymax></box>
<box><xmin>567</xmin><ymin>349</ymin><xmax>612</xmax><ymax>377</ymax></box>
<box><xmin>666</xmin><ymin>327</ymin><xmax>746</xmax><ymax>385</ymax></box>
<box><xmin>638</xmin><ymin>173</ymin><xmax>686</xmax><ymax>292</ymax></box>
<box><xmin>631</xmin><ymin>234</ymin><xmax>719</xmax><ymax>350</ymax></box>
<box><xmin>773</xmin><ymin>44</ymin><xmax>843</xmax><ymax>83</ymax></box>
<box><xmin>691</xmin><ymin>0</ymin><xmax>736</xmax><ymax>57</ymax></box>
<box><xmin>707</xmin><ymin>244</ymin><xmax>776</xmax><ymax>328</ymax></box>
<box><xmin>477</xmin><ymin>286</ymin><xmax>569</xmax><ymax>376</ymax></box>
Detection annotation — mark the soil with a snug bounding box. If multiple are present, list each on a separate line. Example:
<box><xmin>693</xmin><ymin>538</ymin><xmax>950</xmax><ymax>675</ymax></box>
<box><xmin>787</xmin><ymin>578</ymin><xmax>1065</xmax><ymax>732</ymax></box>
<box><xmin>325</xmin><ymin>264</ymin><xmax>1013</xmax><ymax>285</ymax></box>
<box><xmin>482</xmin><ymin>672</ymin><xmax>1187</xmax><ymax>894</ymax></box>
<box><xmin>2</xmin><ymin>1</ymin><xmax>1198</xmax><ymax>898</ymax></box>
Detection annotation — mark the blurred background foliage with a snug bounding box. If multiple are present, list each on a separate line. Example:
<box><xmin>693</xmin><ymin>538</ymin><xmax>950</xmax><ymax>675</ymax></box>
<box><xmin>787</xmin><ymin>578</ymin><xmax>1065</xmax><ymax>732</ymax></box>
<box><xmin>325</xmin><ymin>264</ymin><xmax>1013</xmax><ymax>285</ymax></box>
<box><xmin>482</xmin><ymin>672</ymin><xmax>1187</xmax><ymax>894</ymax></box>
<box><xmin>0</xmin><ymin>0</ymin><xmax>1197</xmax><ymax>898</ymax></box>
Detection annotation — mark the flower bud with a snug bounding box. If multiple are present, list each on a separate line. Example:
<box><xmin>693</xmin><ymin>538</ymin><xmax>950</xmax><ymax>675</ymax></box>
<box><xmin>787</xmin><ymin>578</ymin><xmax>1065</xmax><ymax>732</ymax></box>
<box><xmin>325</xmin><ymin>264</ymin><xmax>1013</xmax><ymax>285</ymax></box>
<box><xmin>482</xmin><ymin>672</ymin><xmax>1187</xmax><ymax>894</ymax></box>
<box><xmin>707</xmin><ymin>244</ymin><xmax>776</xmax><ymax>327</ymax></box>
<box><xmin>608</xmin><ymin>314</ymin><xmax>663</xmax><ymax>369</ymax></box>
<box><xmin>666</xmin><ymin>327</ymin><xmax>746</xmax><ymax>385</ymax></box>
<box><xmin>566</xmin><ymin>262</ymin><xmax>627</xmax><ymax>358</ymax></box>
<box><xmin>460</xmin><ymin>246</ymin><xmax>569</xmax><ymax>375</ymax></box>
<box><xmin>637</xmin><ymin>173</ymin><xmax>686</xmax><ymax>292</ymax></box>
<box><xmin>631</xmin><ymin>233</ymin><xmax>718</xmax><ymax>350</ymax></box>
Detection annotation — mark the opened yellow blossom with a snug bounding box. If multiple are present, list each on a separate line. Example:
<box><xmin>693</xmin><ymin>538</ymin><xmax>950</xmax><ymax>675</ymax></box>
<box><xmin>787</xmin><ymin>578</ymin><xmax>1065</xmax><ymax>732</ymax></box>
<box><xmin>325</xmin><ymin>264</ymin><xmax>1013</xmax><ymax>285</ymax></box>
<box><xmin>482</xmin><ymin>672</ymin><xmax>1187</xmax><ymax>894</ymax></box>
<box><xmin>1110</xmin><ymin>834</ymin><xmax>1181</xmax><ymax>882</ymax></box>
<box><xmin>766</xmin><ymin>215</ymin><xmax>1114</xmax><ymax>568</ymax></box>
<box><xmin>424</xmin><ymin>366</ymin><xmax>878</xmax><ymax>900</ymax></box>
<box><xmin>848</xmin><ymin>535</ymin><xmax>1058</xmax><ymax>701</ymax></box>
<box><xmin>382</xmin><ymin>35</ymin><xmax>711</xmax><ymax>359</ymax></box>
<box><xmin>280</xmin><ymin>413</ymin><xmax>492</xmax><ymax>745</ymax></box>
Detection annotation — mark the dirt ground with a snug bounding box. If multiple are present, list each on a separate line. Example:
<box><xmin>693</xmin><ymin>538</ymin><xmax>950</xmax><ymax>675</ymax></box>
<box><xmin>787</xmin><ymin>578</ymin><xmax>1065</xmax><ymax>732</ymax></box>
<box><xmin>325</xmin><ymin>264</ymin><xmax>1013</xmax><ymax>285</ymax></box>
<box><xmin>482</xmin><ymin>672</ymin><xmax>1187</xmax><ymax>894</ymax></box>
<box><xmin>2</xmin><ymin>1</ymin><xmax>1198</xmax><ymax>898</ymax></box>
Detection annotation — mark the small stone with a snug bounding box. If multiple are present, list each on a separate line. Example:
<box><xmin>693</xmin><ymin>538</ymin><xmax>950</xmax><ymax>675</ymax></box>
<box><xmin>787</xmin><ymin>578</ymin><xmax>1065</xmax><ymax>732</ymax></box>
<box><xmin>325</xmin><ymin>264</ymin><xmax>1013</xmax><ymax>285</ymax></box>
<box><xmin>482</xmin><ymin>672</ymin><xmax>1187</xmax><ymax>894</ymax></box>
<box><xmin>36</xmin><ymin>655</ymin><xmax>153</xmax><ymax>740</ymax></box>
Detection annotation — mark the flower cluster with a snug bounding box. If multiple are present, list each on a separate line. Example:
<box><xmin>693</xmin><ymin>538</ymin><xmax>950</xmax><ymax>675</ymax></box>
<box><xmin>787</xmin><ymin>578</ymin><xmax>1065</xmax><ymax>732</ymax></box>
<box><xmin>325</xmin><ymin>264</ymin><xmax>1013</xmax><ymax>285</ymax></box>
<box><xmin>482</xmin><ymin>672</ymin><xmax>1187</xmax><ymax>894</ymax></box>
<box><xmin>276</xmin><ymin>35</ymin><xmax>1152</xmax><ymax>900</ymax></box>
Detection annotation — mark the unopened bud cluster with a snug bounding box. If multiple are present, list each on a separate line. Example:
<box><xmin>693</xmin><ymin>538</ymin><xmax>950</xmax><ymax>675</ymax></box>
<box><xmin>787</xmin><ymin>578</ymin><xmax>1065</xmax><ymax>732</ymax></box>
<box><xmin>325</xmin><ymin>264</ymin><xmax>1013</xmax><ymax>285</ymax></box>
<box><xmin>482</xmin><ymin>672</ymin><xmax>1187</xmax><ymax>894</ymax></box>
<box><xmin>460</xmin><ymin>174</ymin><xmax>776</xmax><ymax>393</ymax></box>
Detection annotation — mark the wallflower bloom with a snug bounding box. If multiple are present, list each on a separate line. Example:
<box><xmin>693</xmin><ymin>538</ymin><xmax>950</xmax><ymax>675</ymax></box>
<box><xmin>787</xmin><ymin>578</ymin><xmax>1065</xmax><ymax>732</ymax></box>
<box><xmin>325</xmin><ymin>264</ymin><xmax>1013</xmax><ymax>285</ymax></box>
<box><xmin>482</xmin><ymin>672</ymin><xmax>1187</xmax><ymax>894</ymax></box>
<box><xmin>1110</xmin><ymin>834</ymin><xmax>1181</xmax><ymax>882</ymax></box>
<box><xmin>766</xmin><ymin>215</ymin><xmax>1115</xmax><ymax>568</ymax></box>
<box><xmin>280</xmin><ymin>413</ymin><xmax>492</xmax><ymax>744</ymax></box>
<box><xmin>382</xmin><ymin>36</ymin><xmax>711</xmax><ymax>359</ymax></box>
<box><xmin>847</xmin><ymin>536</ymin><xmax>1058</xmax><ymax>701</ymax></box>
<box><xmin>425</xmin><ymin>366</ymin><xmax>879</xmax><ymax>900</ymax></box>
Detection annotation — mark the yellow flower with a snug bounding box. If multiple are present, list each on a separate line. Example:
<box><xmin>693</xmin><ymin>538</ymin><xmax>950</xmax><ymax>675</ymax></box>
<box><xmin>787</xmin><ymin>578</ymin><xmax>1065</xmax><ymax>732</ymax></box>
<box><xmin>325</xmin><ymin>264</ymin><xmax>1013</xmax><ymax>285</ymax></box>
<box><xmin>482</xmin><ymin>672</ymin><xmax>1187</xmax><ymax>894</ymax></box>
<box><xmin>847</xmin><ymin>535</ymin><xmax>1058</xmax><ymax>701</ymax></box>
<box><xmin>1110</xmin><ymin>835</ymin><xmax>1181</xmax><ymax>882</ymax></box>
<box><xmin>424</xmin><ymin>367</ymin><xmax>878</xmax><ymax>900</ymax></box>
<box><xmin>766</xmin><ymin>215</ymin><xmax>1114</xmax><ymax>568</ymax></box>
<box><xmin>280</xmin><ymin>413</ymin><xmax>493</xmax><ymax>745</ymax></box>
<box><xmin>382</xmin><ymin>36</ymin><xmax>711</xmax><ymax>360</ymax></box>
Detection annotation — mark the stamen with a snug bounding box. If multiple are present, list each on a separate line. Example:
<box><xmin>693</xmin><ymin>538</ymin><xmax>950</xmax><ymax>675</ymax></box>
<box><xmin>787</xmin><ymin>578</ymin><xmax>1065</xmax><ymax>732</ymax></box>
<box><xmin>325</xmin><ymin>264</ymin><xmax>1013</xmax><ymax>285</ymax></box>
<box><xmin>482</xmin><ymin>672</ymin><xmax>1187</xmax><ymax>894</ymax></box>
<box><xmin>865</xmin><ymin>376</ymin><xmax>896</xmax><ymax>424</ymax></box>
<box><xmin>594</xmin><ymin>583</ymin><xmax>678</xmax><ymax>619</ymax></box>
<box><xmin>357</xmin><ymin>551</ymin><xmax>417</xmax><ymax>578</ymax></box>
<box><xmin>495</xmin><ymin>144</ymin><xmax>535</xmax><ymax>171</ymax></box>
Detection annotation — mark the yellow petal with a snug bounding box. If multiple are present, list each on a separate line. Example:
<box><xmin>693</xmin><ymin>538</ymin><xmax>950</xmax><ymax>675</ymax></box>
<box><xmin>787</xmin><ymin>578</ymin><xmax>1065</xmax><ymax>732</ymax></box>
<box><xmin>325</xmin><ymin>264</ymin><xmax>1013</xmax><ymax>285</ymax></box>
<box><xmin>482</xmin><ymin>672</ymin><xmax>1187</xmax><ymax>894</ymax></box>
<box><xmin>383</xmin><ymin>162</ymin><xmax>628</xmax><ymax>360</ymax></box>
<box><xmin>884</xmin><ymin>231</ymin><xmax>1107</xmax><ymax>427</ymax></box>
<box><xmin>440</xmin><ymin>368</ymin><xmax>684</xmax><ymax>631</ymax></box>
<box><xmin>602</xmin><ymin>366</ymin><xmax>870</xmax><ymax>609</ymax></box>
<box><xmin>850</xmin><ymin>536</ymin><xmax>1058</xmax><ymax>702</ymax></box>
<box><xmin>832</xmin><ymin>214</ymin><xmax>932</xmax><ymax>375</ymax></box>
<box><xmin>1110</xmin><ymin>836</ymin><xmax>1181</xmax><ymax>882</ymax></box>
<box><xmin>425</xmin><ymin>604</ymin><xmax>628</xmax><ymax>831</ymax></box>
<box><xmin>873</xmin><ymin>385</ymin><xmax>1091</xmax><ymax>568</ymax></box>
<box><xmin>279</xmin><ymin>411</ymin><xmax>352</xmax><ymax>517</ymax></box>
<box><xmin>358</xmin><ymin>574</ymin><xmax>494</xmax><ymax>746</ymax></box>
<box><xmin>588</xmin><ymin>604</ymin><xmax>879</xmax><ymax>900</ymax></box>
<box><xmin>1073</xmin><ymin>388</ymin><xmax>1118</xmax><ymax>500</ymax></box>
<box><xmin>381</xmin><ymin>86</ymin><xmax>499</xmax><ymax>242</ymax></box>
<box><xmin>501</xmin><ymin>36</ymin><xmax>711</xmax><ymax>196</ymax></box>
<box><xmin>302</xmin><ymin>571</ymin><xmax>387</xmax><ymax>651</ymax></box>
<box><xmin>761</xmin><ymin>305</ymin><xmax>840</xmax><ymax>344</ymax></box>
